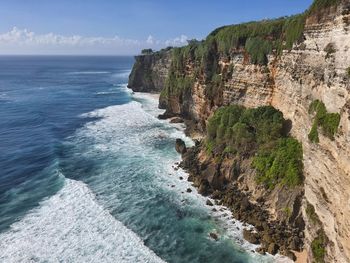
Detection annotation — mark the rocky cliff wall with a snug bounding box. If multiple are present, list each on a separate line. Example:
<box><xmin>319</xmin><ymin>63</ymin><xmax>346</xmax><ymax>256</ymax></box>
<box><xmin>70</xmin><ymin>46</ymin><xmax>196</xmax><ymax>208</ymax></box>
<box><xmin>272</xmin><ymin>3</ymin><xmax>350</xmax><ymax>262</ymax></box>
<box><xmin>128</xmin><ymin>50</ymin><xmax>172</xmax><ymax>93</ymax></box>
<box><xmin>128</xmin><ymin>1</ymin><xmax>350</xmax><ymax>262</ymax></box>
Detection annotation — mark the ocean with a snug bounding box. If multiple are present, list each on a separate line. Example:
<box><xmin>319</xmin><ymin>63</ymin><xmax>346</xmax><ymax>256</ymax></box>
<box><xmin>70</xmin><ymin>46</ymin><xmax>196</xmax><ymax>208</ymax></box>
<box><xmin>0</xmin><ymin>56</ymin><xmax>284</xmax><ymax>262</ymax></box>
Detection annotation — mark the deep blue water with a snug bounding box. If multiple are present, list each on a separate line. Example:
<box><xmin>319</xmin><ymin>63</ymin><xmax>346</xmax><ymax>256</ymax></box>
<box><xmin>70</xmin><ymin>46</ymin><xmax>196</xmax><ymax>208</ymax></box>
<box><xmin>0</xmin><ymin>56</ymin><xmax>279</xmax><ymax>263</ymax></box>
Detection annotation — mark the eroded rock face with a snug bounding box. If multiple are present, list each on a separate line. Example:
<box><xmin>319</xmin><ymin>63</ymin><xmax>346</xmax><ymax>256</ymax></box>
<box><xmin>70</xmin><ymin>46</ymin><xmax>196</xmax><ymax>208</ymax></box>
<box><xmin>174</xmin><ymin>5</ymin><xmax>350</xmax><ymax>261</ymax></box>
<box><xmin>128</xmin><ymin>2</ymin><xmax>350</xmax><ymax>262</ymax></box>
<box><xmin>272</xmin><ymin>5</ymin><xmax>350</xmax><ymax>262</ymax></box>
<box><xmin>180</xmin><ymin>143</ymin><xmax>305</xmax><ymax>258</ymax></box>
<box><xmin>128</xmin><ymin>50</ymin><xmax>172</xmax><ymax>93</ymax></box>
<box><xmin>175</xmin><ymin>139</ymin><xmax>187</xmax><ymax>155</ymax></box>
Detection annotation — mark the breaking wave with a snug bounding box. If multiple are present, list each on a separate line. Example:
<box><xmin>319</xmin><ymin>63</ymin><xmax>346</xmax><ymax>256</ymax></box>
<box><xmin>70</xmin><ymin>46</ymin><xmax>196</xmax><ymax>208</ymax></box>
<box><xmin>0</xmin><ymin>178</ymin><xmax>165</xmax><ymax>263</ymax></box>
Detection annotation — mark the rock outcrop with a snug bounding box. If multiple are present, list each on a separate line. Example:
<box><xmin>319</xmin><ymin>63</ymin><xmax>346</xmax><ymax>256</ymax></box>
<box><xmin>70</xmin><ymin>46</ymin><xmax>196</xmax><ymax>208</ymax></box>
<box><xmin>175</xmin><ymin>138</ymin><xmax>187</xmax><ymax>155</ymax></box>
<box><xmin>128</xmin><ymin>1</ymin><xmax>350</xmax><ymax>262</ymax></box>
<box><xmin>128</xmin><ymin>48</ymin><xmax>172</xmax><ymax>93</ymax></box>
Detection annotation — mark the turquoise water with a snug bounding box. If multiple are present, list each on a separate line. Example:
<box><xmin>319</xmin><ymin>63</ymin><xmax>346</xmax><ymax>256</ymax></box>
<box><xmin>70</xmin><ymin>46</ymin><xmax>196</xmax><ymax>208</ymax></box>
<box><xmin>0</xmin><ymin>56</ymin><xmax>283</xmax><ymax>262</ymax></box>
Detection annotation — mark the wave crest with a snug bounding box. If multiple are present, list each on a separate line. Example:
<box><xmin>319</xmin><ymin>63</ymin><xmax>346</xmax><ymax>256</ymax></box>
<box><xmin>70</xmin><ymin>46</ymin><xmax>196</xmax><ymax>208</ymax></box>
<box><xmin>0</xmin><ymin>178</ymin><xmax>165</xmax><ymax>263</ymax></box>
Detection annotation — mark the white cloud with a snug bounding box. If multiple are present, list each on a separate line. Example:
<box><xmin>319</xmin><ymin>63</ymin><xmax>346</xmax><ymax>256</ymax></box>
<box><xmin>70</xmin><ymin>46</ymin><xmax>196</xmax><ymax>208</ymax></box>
<box><xmin>0</xmin><ymin>27</ymin><xmax>190</xmax><ymax>55</ymax></box>
<box><xmin>146</xmin><ymin>35</ymin><xmax>154</xmax><ymax>45</ymax></box>
<box><xmin>165</xmin><ymin>34</ymin><xmax>188</xmax><ymax>47</ymax></box>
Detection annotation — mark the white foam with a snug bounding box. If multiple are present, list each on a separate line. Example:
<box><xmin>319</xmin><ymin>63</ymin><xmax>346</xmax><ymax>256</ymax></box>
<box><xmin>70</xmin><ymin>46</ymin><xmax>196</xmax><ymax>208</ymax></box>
<box><xmin>131</xmin><ymin>92</ymin><xmax>194</xmax><ymax>147</ymax></box>
<box><xmin>74</xmin><ymin>95</ymin><xmax>289</xmax><ymax>263</ymax></box>
<box><xmin>96</xmin><ymin>91</ymin><xmax>119</xmax><ymax>95</ymax></box>
<box><xmin>0</xmin><ymin>178</ymin><xmax>165</xmax><ymax>263</ymax></box>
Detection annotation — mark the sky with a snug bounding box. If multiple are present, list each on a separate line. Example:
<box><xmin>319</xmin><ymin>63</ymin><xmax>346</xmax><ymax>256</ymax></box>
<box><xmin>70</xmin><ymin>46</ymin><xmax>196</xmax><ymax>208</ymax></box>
<box><xmin>0</xmin><ymin>0</ymin><xmax>313</xmax><ymax>55</ymax></box>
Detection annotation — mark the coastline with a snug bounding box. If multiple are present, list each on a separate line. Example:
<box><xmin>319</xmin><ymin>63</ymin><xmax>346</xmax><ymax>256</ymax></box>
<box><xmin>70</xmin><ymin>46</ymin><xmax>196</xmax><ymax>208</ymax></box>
<box><xmin>132</xmin><ymin>91</ymin><xmax>293</xmax><ymax>263</ymax></box>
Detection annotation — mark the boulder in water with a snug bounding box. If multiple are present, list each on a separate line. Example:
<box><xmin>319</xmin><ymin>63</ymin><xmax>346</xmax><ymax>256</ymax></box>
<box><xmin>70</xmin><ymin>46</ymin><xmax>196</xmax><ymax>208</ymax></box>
<box><xmin>209</xmin><ymin>232</ymin><xmax>219</xmax><ymax>241</ymax></box>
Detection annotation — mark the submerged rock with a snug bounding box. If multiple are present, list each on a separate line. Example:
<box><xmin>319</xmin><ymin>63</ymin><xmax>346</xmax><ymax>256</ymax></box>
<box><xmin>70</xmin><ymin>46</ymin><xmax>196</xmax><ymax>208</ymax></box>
<box><xmin>209</xmin><ymin>232</ymin><xmax>219</xmax><ymax>241</ymax></box>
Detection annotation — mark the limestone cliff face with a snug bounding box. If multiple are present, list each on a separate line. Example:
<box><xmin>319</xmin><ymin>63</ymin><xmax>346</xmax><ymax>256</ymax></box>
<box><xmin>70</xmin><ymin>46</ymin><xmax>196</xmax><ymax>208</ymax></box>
<box><xmin>272</xmin><ymin>4</ymin><xmax>350</xmax><ymax>262</ymax></box>
<box><xmin>128</xmin><ymin>50</ymin><xmax>171</xmax><ymax>93</ymax></box>
<box><xmin>128</xmin><ymin>1</ymin><xmax>350</xmax><ymax>262</ymax></box>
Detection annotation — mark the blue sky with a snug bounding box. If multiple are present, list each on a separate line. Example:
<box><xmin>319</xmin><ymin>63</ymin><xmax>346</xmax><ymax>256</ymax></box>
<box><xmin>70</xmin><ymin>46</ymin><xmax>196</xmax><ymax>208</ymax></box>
<box><xmin>0</xmin><ymin>0</ymin><xmax>313</xmax><ymax>55</ymax></box>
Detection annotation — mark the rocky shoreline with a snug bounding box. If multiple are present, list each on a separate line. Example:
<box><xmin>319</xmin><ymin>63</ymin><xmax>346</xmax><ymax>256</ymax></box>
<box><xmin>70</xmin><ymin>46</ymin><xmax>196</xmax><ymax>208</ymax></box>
<box><xmin>128</xmin><ymin>2</ymin><xmax>350</xmax><ymax>261</ymax></box>
<box><xmin>173</xmin><ymin>118</ymin><xmax>304</xmax><ymax>261</ymax></box>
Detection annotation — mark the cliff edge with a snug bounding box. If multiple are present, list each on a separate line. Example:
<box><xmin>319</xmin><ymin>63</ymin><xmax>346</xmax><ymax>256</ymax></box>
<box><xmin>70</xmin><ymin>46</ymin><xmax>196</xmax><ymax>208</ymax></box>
<box><xmin>128</xmin><ymin>0</ymin><xmax>350</xmax><ymax>262</ymax></box>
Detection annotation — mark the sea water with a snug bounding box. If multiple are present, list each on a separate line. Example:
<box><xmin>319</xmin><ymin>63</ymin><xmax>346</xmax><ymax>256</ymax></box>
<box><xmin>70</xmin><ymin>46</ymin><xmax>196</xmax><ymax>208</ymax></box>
<box><xmin>0</xmin><ymin>56</ymin><xmax>288</xmax><ymax>263</ymax></box>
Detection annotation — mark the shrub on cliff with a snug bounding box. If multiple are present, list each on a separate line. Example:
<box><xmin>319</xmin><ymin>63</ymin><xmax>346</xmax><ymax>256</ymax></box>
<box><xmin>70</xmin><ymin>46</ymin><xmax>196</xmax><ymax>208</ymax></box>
<box><xmin>311</xmin><ymin>229</ymin><xmax>328</xmax><ymax>263</ymax></box>
<box><xmin>209</xmin><ymin>13</ymin><xmax>306</xmax><ymax>60</ymax></box>
<box><xmin>141</xmin><ymin>49</ymin><xmax>153</xmax><ymax>55</ymax></box>
<box><xmin>254</xmin><ymin>138</ymin><xmax>303</xmax><ymax>188</ymax></box>
<box><xmin>308</xmin><ymin>100</ymin><xmax>341</xmax><ymax>142</ymax></box>
<box><xmin>206</xmin><ymin>105</ymin><xmax>303</xmax><ymax>188</ymax></box>
<box><xmin>308</xmin><ymin>0</ymin><xmax>341</xmax><ymax>15</ymax></box>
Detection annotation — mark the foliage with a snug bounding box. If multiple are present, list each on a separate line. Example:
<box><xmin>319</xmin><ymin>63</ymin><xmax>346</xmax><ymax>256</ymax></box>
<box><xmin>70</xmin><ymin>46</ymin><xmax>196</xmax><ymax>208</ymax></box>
<box><xmin>161</xmin><ymin>0</ymin><xmax>342</xmax><ymax>101</ymax></box>
<box><xmin>308</xmin><ymin>122</ymin><xmax>320</xmax><ymax>143</ymax></box>
<box><xmin>306</xmin><ymin>202</ymin><xmax>321</xmax><ymax>225</ymax></box>
<box><xmin>141</xmin><ymin>48</ymin><xmax>153</xmax><ymax>55</ymax></box>
<box><xmin>283</xmin><ymin>14</ymin><xmax>307</xmax><ymax>50</ymax></box>
<box><xmin>308</xmin><ymin>0</ymin><xmax>341</xmax><ymax>15</ymax></box>
<box><xmin>255</xmin><ymin>138</ymin><xmax>303</xmax><ymax>187</ymax></box>
<box><xmin>254</xmin><ymin>138</ymin><xmax>303</xmax><ymax>188</ymax></box>
<box><xmin>210</xmin><ymin>14</ymin><xmax>306</xmax><ymax>59</ymax></box>
<box><xmin>283</xmin><ymin>207</ymin><xmax>292</xmax><ymax>218</ymax></box>
<box><xmin>245</xmin><ymin>38</ymin><xmax>272</xmax><ymax>65</ymax></box>
<box><xmin>308</xmin><ymin>100</ymin><xmax>340</xmax><ymax>142</ymax></box>
<box><xmin>164</xmin><ymin>72</ymin><xmax>194</xmax><ymax>97</ymax></box>
<box><xmin>347</xmin><ymin>67</ymin><xmax>350</xmax><ymax>77</ymax></box>
<box><xmin>311</xmin><ymin>230</ymin><xmax>327</xmax><ymax>263</ymax></box>
<box><xmin>205</xmin><ymin>73</ymin><xmax>222</xmax><ymax>99</ymax></box>
<box><xmin>206</xmin><ymin>105</ymin><xmax>303</xmax><ymax>188</ymax></box>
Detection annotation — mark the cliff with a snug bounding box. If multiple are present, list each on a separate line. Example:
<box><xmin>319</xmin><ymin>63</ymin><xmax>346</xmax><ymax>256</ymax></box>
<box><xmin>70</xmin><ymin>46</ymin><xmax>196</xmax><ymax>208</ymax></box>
<box><xmin>128</xmin><ymin>0</ymin><xmax>350</xmax><ymax>262</ymax></box>
<box><xmin>128</xmin><ymin>48</ymin><xmax>172</xmax><ymax>93</ymax></box>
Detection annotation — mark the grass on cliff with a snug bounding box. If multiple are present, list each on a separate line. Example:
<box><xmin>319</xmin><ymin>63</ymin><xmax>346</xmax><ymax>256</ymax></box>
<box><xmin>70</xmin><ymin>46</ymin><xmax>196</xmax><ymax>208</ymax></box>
<box><xmin>160</xmin><ymin>0</ymin><xmax>342</xmax><ymax>102</ymax></box>
<box><xmin>308</xmin><ymin>0</ymin><xmax>341</xmax><ymax>14</ymax></box>
<box><xmin>308</xmin><ymin>100</ymin><xmax>340</xmax><ymax>142</ymax></box>
<box><xmin>211</xmin><ymin>14</ymin><xmax>306</xmax><ymax>58</ymax></box>
<box><xmin>160</xmin><ymin>14</ymin><xmax>307</xmax><ymax>101</ymax></box>
<box><xmin>311</xmin><ymin>229</ymin><xmax>328</xmax><ymax>263</ymax></box>
<box><xmin>206</xmin><ymin>105</ymin><xmax>303</xmax><ymax>188</ymax></box>
<box><xmin>306</xmin><ymin>202</ymin><xmax>321</xmax><ymax>226</ymax></box>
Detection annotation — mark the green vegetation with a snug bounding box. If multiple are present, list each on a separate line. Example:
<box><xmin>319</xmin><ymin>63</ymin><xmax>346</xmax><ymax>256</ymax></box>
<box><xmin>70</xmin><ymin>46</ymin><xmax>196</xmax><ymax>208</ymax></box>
<box><xmin>206</xmin><ymin>105</ymin><xmax>303</xmax><ymax>188</ymax></box>
<box><xmin>209</xmin><ymin>14</ymin><xmax>306</xmax><ymax>62</ymax></box>
<box><xmin>306</xmin><ymin>202</ymin><xmax>321</xmax><ymax>225</ymax></box>
<box><xmin>305</xmin><ymin>202</ymin><xmax>328</xmax><ymax>262</ymax></box>
<box><xmin>165</xmin><ymin>73</ymin><xmax>193</xmax><ymax>96</ymax></box>
<box><xmin>347</xmin><ymin>67</ymin><xmax>350</xmax><ymax>77</ymax></box>
<box><xmin>254</xmin><ymin>137</ymin><xmax>303</xmax><ymax>188</ymax></box>
<box><xmin>308</xmin><ymin>100</ymin><xmax>341</xmax><ymax>142</ymax></box>
<box><xmin>141</xmin><ymin>48</ymin><xmax>153</xmax><ymax>55</ymax></box>
<box><xmin>308</xmin><ymin>122</ymin><xmax>320</xmax><ymax>143</ymax></box>
<box><xmin>161</xmin><ymin>0</ymin><xmax>343</xmax><ymax>101</ymax></box>
<box><xmin>308</xmin><ymin>0</ymin><xmax>341</xmax><ymax>14</ymax></box>
<box><xmin>283</xmin><ymin>206</ymin><xmax>292</xmax><ymax>218</ymax></box>
<box><xmin>311</xmin><ymin>230</ymin><xmax>328</xmax><ymax>263</ymax></box>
